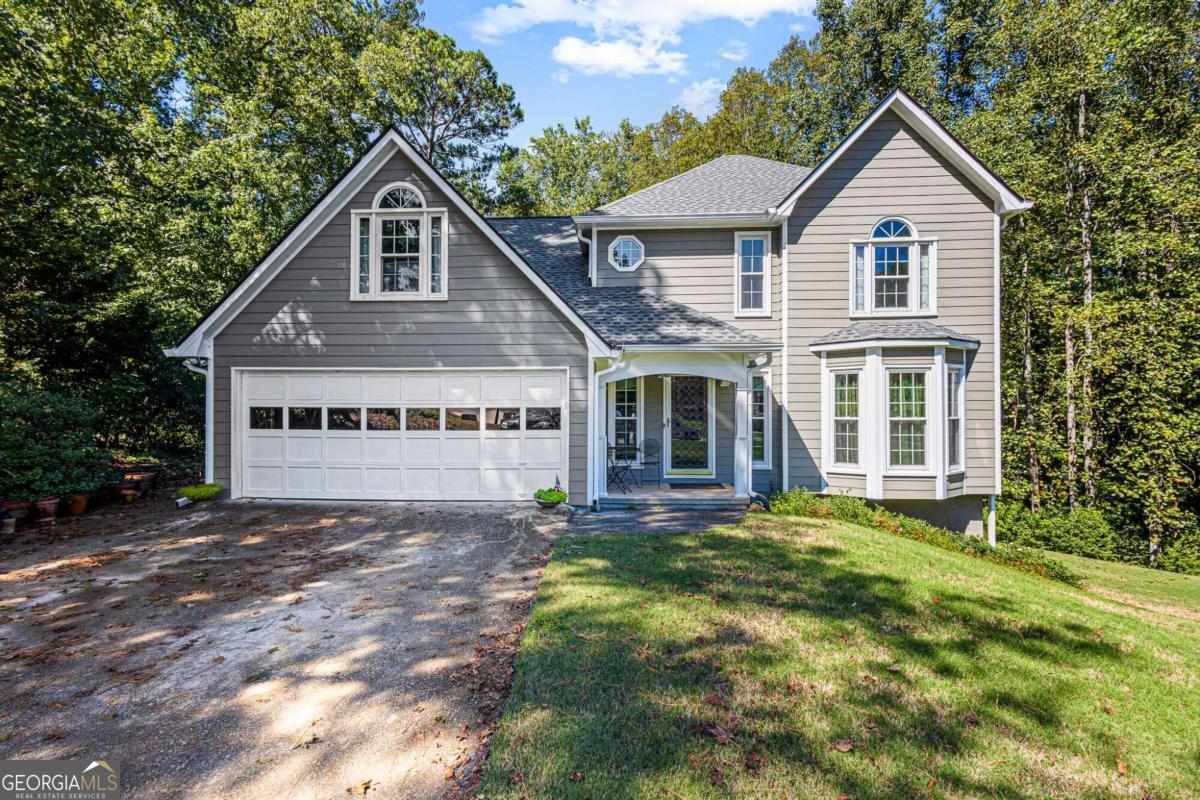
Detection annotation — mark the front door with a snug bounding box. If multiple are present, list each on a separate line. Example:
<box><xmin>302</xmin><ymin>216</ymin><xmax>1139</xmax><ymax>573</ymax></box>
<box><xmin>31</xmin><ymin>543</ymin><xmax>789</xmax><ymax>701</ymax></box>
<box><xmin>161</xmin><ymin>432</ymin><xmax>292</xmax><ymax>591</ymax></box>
<box><xmin>664</xmin><ymin>376</ymin><xmax>714</xmax><ymax>475</ymax></box>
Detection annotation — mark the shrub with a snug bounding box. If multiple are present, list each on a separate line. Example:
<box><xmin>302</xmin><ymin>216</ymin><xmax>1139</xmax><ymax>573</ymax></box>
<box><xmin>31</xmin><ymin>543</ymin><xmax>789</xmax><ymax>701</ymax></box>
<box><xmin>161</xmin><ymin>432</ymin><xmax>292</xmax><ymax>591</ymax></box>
<box><xmin>995</xmin><ymin>501</ymin><xmax>1125</xmax><ymax>561</ymax></box>
<box><xmin>770</xmin><ymin>489</ymin><xmax>1080</xmax><ymax>586</ymax></box>
<box><xmin>0</xmin><ymin>387</ymin><xmax>112</xmax><ymax>500</ymax></box>
<box><xmin>535</xmin><ymin>487</ymin><xmax>567</xmax><ymax>504</ymax></box>
<box><xmin>178</xmin><ymin>483</ymin><xmax>222</xmax><ymax>502</ymax></box>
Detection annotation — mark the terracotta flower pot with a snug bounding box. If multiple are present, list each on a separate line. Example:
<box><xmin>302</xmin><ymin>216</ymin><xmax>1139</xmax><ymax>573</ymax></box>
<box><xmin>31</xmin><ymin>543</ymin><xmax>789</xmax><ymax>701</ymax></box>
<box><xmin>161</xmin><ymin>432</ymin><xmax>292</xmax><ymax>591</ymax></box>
<box><xmin>118</xmin><ymin>488</ymin><xmax>138</xmax><ymax>504</ymax></box>
<box><xmin>68</xmin><ymin>494</ymin><xmax>89</xmax><ymax>516</ymax></box>
<box><xmin>124</xmin><ymin>472</ymin><xmax>156</xmax><ymax>493</ymax></box>
<box><xmin>2</xmin><ymin>500</ymin><xmax>31</xmax><ymax>518</ymax></box>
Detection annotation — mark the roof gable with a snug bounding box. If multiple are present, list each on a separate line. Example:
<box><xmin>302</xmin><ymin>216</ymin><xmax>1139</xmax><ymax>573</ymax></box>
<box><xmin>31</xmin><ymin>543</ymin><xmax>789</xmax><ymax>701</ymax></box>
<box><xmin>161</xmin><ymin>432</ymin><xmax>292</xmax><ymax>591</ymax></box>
<box><xmin>168</xmin><ymin>130</ymin><xmax>611</xmax><ymax>358</ymax></box>
<box><xmin>776</xmin><ymin>89</ymin><xmax>1031</xmax><ymax>218</ymax></box>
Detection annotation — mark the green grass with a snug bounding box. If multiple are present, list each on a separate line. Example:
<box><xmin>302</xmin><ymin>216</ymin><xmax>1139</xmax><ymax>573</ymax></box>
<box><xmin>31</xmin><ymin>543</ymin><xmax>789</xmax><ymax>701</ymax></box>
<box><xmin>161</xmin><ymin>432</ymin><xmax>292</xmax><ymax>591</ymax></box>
<box><xmin>481</xmin><ymin>514</ymin><xmax>1200</xmax><ymax>799</ymax></box>
<box><xmin>1051</xmin><ymin>552</ymin><xmax>1200</xmax><ymax>636</ymax></box>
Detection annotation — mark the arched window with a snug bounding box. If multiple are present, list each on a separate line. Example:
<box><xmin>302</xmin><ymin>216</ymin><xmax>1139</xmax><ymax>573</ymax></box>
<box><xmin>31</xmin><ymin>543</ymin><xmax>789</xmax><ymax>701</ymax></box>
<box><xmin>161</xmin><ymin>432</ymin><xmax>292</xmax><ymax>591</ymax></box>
<box><xmin>850</xmin><ymin>217</ymin><xmax>934</xmax><ymax>315</ymax></box>
<box><xmin>374</xmin><ymin>183</ymin><xmax>424</xmax><ymax>209</ymax></box>
<box><xmin>352</xmin><ymin>183</ymin><xmax>446</xmax><ymax>301</ymax></box>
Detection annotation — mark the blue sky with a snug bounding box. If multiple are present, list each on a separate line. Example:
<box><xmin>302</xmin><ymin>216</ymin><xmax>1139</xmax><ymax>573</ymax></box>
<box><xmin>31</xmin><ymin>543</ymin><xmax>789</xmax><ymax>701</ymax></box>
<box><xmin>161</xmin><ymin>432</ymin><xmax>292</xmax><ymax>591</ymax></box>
<box><xmin>420</xmin><ymin>1</ymin><xmax>818</xmax><ymax>148</ymax></box>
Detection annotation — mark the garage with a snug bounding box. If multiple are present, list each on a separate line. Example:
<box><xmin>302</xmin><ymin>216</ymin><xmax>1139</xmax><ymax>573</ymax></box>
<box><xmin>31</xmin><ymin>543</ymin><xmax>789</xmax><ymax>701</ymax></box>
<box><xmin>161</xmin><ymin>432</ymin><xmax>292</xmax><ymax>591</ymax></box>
<box><xmin>231</xmin><ymin>369</ymin><xmax>568</xmax><ymax>501</ymax></box>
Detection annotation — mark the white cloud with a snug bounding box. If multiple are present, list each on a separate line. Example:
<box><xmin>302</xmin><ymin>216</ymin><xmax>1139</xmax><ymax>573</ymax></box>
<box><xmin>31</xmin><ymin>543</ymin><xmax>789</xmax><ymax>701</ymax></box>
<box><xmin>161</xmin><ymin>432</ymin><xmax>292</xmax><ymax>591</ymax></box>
<box><xmin>472</xmin><ymin>0</ymin><xmax>816</xmax><ymax>77</ymax></box>
<box><xmin>719</xmin><ymin>39</ymin><xmax>748</xmax><ymax>61</ymax></box>
<box><xmin>552</xmin><ymin>36</ymin><xmax>686</xmax><ymax>77</ymax></box>
<box><xmin>676</xmin><ymin>78</ymin><xmax>724</xmax><ymax>118</ymax></box>
<box><xmin>553</xmin><ymin>68</ymin><xmax>571</xmax><ymax>84</ymax></box>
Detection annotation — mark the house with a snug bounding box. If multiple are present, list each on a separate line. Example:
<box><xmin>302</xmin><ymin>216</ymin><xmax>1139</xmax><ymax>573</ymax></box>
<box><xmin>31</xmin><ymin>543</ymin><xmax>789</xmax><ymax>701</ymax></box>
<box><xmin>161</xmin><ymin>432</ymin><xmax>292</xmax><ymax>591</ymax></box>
<box><xmin>166</xmin><ymin>89</ymin><xmax>1031</xmax><ymax>532</ymax></box>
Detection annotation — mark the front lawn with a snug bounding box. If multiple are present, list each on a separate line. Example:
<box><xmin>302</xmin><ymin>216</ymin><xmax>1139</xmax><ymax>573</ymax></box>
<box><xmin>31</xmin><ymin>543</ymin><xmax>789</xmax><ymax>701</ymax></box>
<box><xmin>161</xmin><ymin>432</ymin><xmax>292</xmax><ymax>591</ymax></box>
<box><xmin>480</xmin><ymin>514</ymin><xmax>1200</xmax><ymax>799</ymax></box>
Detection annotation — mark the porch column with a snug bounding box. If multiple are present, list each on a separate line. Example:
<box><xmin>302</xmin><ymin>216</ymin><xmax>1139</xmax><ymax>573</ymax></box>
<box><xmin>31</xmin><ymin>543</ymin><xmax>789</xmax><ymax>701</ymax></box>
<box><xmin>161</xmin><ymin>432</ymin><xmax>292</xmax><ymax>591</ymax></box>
<box><xmin>734</xmin><ymin>385</ymin><xmax>751</xmax><ymax>498</ymax></box>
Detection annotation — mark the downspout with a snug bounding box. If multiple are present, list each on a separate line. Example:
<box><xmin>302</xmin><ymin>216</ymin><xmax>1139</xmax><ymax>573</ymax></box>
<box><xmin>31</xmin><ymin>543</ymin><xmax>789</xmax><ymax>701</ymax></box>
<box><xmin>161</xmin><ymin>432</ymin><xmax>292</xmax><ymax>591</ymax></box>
<box><xmin>591</xmin><ymin>351</ymin><xmax>625</xmax><ymax>509</ymax></box>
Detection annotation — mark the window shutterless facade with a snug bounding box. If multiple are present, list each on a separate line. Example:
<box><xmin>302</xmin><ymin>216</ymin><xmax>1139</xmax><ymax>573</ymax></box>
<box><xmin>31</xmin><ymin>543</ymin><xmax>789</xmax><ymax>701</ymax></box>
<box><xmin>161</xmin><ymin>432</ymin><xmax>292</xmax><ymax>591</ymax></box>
<box><xmin>887</xmin><ymin>370</ymin><xmax>928</xmax><ymax>468</ymax></box>
<box><xmin>750</xmin><ymin>373</ymin><xmax>771</xmax><ymax>468</ymax></box>
<box><xmin>351</xmin><ymin>182</ymin><xmax>448</xmax><ymax>301</ymax></box>
<box><xmin>832</xmin><ymin>371</ymin><xmax>860</xmax><ymax>467</ymax></box>
<box><xmin>850</xmin><ymin>218</ymin><xmax>935</xmax><ymax>316</ymax></box>
<box><xmin>946</xmin><ymin>366</ymin><xmax>964</xmax><ymax>472</ymax></box>
<box><xmin>735</xmin><ymin>231</ymin><xmax>771</xmax><ymax>317</ymax></box>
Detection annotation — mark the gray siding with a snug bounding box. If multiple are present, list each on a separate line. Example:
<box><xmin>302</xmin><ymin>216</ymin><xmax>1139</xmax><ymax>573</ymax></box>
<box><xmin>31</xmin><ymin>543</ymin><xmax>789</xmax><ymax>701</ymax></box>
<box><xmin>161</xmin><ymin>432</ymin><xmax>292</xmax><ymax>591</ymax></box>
<box><xmin>594</xmin><ymin>227</ymin><xmax>782</xmax><ymax>342</ymax></box>
<box><xmin>786</xmin><ymin>109</ymin><xmax>998</xmax><ymax>498</ymax></box>
<box><xmin>212</xmin><ymin>149</ymin><xmax>590</xmax><ymax>502</ymax></box>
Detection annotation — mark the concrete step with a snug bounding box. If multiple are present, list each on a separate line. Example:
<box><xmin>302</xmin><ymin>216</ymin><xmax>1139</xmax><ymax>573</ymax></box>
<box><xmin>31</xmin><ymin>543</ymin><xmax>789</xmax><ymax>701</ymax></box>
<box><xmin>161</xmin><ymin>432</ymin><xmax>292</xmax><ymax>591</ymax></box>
<box><xmin>597</xmin><ymin>496</ymin><xmax>751</xmax><ymax>512</ymax></box>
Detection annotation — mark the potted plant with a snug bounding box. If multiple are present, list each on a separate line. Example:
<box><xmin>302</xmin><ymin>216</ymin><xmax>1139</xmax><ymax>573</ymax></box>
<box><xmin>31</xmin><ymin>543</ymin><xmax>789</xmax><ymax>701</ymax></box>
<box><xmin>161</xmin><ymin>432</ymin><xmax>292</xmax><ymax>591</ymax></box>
<box><xmin>534</xmin><ymin>482</ymin><xmax>567</xmax><ymax>509</ymax></box>
<box><xmin>177</xmin><ymin>483</ymin><xmax>222</xmax><ymax>507</ymax></box>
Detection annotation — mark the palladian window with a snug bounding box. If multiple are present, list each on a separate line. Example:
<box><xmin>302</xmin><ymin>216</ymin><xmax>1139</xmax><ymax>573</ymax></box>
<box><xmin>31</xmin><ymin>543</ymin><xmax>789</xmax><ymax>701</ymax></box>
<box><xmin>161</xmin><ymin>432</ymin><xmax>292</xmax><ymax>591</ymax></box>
<box><xmin>351</xmin><ymin>182</ymin><xmax>447</xmax><ymax>300</ymax></box>
<box><xmin>851</xmin><ymin>218</ymin><xmax>935</xmax><ymax>315</ymax></box>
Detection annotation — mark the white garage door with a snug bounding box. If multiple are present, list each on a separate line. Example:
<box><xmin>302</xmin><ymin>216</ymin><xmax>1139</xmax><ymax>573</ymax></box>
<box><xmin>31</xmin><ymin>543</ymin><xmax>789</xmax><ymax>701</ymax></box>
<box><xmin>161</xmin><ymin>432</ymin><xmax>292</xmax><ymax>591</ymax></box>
<box><xmin>235</xmin><ymin>369</ymin><xmax>568</xmax><ymax>501</ymax></box>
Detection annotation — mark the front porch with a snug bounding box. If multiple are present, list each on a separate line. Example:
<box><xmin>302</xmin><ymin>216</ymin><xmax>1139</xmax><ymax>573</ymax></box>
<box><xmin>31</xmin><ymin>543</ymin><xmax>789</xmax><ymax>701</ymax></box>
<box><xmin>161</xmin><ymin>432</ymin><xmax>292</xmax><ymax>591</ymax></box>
<box><xmin>590</xmin><ymin>349</ymin><xmax>777</xmax><ymax>508</ymax></box>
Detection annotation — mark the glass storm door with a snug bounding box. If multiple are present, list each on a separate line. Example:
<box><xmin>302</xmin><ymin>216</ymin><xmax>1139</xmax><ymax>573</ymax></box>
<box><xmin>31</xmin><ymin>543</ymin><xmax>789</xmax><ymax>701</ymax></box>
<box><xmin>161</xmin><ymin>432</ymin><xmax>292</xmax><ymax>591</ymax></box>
<box><xmin>666</xmin><ymin>376</ymin><xmax>712</xmax><ymax>473</ymax></box>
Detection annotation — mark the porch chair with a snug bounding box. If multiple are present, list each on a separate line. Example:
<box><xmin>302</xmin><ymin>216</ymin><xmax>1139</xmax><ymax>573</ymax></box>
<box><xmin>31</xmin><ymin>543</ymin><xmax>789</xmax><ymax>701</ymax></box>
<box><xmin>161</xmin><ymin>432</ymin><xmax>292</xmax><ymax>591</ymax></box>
<box><xmin>638</xmin><ymin>438</ymin><xmax>662</xmax><ymax>486</ymax></box>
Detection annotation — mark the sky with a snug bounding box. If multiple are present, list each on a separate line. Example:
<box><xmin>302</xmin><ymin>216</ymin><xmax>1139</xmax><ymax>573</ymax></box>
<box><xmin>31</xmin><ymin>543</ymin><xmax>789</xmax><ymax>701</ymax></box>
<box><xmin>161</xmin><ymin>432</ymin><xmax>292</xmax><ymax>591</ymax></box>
<box><xmin>420</xmin><ymin>0</ymin><xmax>819</xmax><ymax>148</ymax></box>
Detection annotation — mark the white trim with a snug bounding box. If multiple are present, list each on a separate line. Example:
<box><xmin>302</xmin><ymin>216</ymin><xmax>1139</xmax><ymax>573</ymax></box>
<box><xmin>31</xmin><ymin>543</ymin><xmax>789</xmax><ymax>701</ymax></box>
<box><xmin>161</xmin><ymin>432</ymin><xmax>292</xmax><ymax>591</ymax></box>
<box><xmin>167</xmin><ymin>130</ymin><xmax>613</xmax><ymax>359</ymax></box>
<box><xmin>864</xmin><ymin>347</ymin><xmax>884</xmax><ymax>498</ymax></box>
<box><xmin>933</xmin><ymin>348</ymin><xmax>947</xmax><ymax>499</ymax></box>
<box><xmin>608</xmin><ymin>234</ymin><xmax>645</xmax><ymax>272</ymax></box>
<box><xmin>993</xmin><ymin>207</ymin><xmax>1002</xmax><ymax>495</ymax></box>
<box><xmin>662</xmin><ymin>376</ymin><xmax>717</xmax><ymax>477</ymax></box>
<box><xmin>946</xmin><ymin>362</ymin><xmax>966</xmax><ymax>475</ymax></box>
<box><xmin>826</xmin><ymin>366</ymin><xmax>865</xmax><ymax>474</ymax></box>
<box><xmin>750</xmin><ymin>370</ymin><xmax>771</xmax><ymax>470</ymax></box>
<box><xmin>372</xmin><ymin>181</ymin><xmax>425</xmax><ymax>209</ymax></box>
<box><xmin>774</xmin><ymin>89</ymin><xmax>1032</xmax><ymax>218</ymax></box>
<box><xmin>810</xmin><ymin>338</ymin><xmax>979</xmax><ymax>354</ymax></box>
<box><xmin>607</xmin><ymin>376</ymin><xmax>645</xmax><ymax>467</ymax></box>
<box><xmin>883</xmin><ymin>366</ymin><xmax>936</xmax><ymax>477</ymax></box>
<box><xmin>575</xmin><ymin>212</ymin><xmax>771</xmax><ymax>229</ymax></box>
<box><xmin>734</xmin><ymin>230</ymin><xmax>772</xmax><ymax>318</ymax></box>
<box><xmin>848</xmin><ymin>230</ymin><xmax>938</xmax><ymax>317</ymax></box>
<box><xmin>780</xmin><ymin>217</ymin><xmax>790</xmax><ymax>492</ymax></box>
<box><xmin>589</xmin><ymin>226</ymin><xmax>598</xmax><ymax>286</ymax></box>
<box><xmin>350</xmin><ymin>209</ymin><xmax>449</xmax><ymax>301</ymax></box>
<box><xmin>586</xmin><ymin>359</ymin><xmax>595</xmax><ymax>504</ymax></box>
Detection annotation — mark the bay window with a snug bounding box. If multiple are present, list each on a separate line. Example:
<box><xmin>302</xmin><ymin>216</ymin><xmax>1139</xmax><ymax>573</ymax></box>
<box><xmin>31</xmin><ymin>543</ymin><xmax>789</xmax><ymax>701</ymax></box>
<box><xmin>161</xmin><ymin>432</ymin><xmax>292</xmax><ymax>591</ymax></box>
<box><xmin>888</xmin><ymin>370</ymin><xmax>927</xmax><ymax>468</ymax></box>
<box><xmin>351</xmin><ymin>182</ymin><xmax>448</xmax><ymax>301</ymax></box>
<box><xmin>832</xmin><ymin>372</ymin><xmax>860</xmax><ymax>467</ymax></box>
<box><xmin>850</xmin><ymin>218</ymin><xmax>935</xmax><ymax>316</ymax></box>
<box><xmin>947</xmin><ymin>366</ymin><xmax>964</xmax><ymax>471</ymax></box>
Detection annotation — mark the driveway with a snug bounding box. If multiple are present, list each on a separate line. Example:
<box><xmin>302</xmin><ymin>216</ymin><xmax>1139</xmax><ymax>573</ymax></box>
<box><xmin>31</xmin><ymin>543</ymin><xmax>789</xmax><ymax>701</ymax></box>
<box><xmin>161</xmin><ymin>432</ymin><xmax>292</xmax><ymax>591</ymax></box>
<box><xmin>0</xmin><ymin>497</ymin><xmax>562</xmax><ymax>799</ymax></box>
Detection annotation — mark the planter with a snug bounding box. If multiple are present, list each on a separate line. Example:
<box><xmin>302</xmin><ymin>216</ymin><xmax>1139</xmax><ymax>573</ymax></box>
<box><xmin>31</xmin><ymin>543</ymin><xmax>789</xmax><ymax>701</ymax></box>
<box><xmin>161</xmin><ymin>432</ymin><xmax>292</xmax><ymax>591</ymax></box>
<box><xmin>535</xmin><ymin>498</ymin><xmax>562</xmax><ymax>509</ymax></box>
<box><xmin>118</xmin><ymin>488</ymin><xmax>139</xmax><ymax>504</ymax></box>
<box><xmin>68</xmin><ymin>494</ymin><xmax>89</xmax><ymax>516</ymax></box>
<box><xmin>34</xmin><ymin>497</ymin><xmax>60</xmax><ymax>524</ymax></box>
<box><xmin>2</xmin><ymin>500</ymin><xmax>31</xmax><ymax>519</ymax></box>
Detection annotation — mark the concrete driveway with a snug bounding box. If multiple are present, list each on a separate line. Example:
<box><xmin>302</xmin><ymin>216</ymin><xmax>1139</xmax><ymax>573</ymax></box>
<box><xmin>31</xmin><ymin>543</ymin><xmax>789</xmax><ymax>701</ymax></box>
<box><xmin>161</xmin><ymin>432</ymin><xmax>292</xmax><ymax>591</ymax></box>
<box><xmin>0</xmin><ymin>497</ymin><xmax>562</xmax><ymax>799</ymax></box>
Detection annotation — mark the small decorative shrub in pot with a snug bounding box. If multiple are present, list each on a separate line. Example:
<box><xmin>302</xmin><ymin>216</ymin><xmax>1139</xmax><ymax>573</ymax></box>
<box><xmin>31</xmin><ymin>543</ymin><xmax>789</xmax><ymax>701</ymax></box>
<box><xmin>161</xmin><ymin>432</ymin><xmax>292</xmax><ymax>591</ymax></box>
<box><xmin>178</xmin><ymin>483</ymin><xmax>222</xmax><ymax>503</ymax></box>
<box><xmin>534</xmin><ymin>483</ymin><xmax>567</xmax><ymax>509</ymax></box>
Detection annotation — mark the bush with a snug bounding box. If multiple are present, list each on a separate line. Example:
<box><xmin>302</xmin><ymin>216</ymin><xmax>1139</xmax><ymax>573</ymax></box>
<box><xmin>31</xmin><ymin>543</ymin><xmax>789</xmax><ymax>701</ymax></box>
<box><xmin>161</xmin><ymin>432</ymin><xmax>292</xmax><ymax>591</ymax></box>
<box><xmin>995</xmin><ymin>501</ymin><xmax>1127</xmax><ymax>561</ymax></box>
<box><xmin>770</xmin><ymin>489</ymin><xmax>1080</xmax><ymax>586</ymax></box>
<box><xmin>178</xmin><ymin>483</ymin><xmax>222</xmax><ymax>502</ymax></box>
<box><xmin>0</xmin><ymin>387</ymin><xmax>113</xmax><ymax>500</ymax></box>
<box><xmin>534</xmin><ymin>487</ymin><xmax>567</xmax><ymax>504</ymax></box>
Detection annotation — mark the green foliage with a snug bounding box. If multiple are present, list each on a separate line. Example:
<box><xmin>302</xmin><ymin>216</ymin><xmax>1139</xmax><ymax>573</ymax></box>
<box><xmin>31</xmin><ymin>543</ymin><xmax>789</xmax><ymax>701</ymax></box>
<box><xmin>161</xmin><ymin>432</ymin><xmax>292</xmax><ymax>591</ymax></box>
<box><xmin>534</xmin><ymin>487</ymin><xmax>567</xmax><ymax>505</ymax></box>
<box><xmin>995</xmin><ymin>500</ymin><xmax>1134</xmax><ymax>563</ymax></box>
<box><xmin>0</xmin><ymin>386</ymin><xmax>113</xmax><ymax>500</ymax></box>
<box><xmin>772</xmin><ymin>489</ymin><xmax>1080</xmax><ymax>585</ymax></box>
<box><xmin>178</xmin><ymin>483</ymin><xmax>222</xmax><ymax>502</ymax></box>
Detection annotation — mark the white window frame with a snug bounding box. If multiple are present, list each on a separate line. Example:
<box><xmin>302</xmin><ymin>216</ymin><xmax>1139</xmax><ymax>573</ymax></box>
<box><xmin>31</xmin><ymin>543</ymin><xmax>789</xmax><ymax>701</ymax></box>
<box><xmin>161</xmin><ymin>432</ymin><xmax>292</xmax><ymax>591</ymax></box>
<box><xmin>607</xmin><ymin>376</ymin><xmax>644</xmax><ymax>467</ymax></box>
<box><xmin>350</xmin><ymin>182</ymin><xmax>448</xmax><ymax>301</ymax></box>
<box><xmin>608</xmin><ymin>235</ymin><xmax>645</xmax><ymax>272</ymax></box>
<box><xmin>830</xmin><ymin>369</ymin><xmax>863</xmax><ymax>471</ymax></box>
<box><xmin>849</xmin><ymin>217</ymin><xmax>937</xmax><ymax>318</ymax></box>
<box><xmin>734</xmin><ymin>231</ymin><xmax>772</xmax><ymax>318</ymax></box>
<box><xmin>750</xmin><ymin>371</ymin><xmax>772</xmax><ymax>470</ymax></box>
<box><xmin>946</xmin><ymin>365</ymin><xmax>965</xmax><ymax>473</ymax></box>
<box><xmin>885</xmin><ymin>367</ymin><xmax>933</xmax><ymax>475</ymax></box>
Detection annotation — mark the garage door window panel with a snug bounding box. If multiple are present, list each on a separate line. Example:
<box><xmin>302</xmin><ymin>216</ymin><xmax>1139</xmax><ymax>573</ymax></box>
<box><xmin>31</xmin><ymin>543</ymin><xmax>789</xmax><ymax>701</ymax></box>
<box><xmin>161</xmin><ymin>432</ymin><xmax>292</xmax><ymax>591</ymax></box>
<box><xmin>366</xmin><ymin>408</ymin><xmax>403</xmax><ymax>431</ymax></box>
<box><xmin>289</xmin><ymin>407</ymin><xmax>323</xmax><ymax>430</ymax></box>
<box><xmin>328</xmin><ymin>408</ymin><xmax>362</xmax><ymax>431</ymax></box>
<box><xmin>486</xmin><ymin>408</ymin><xmax>521</xmax><ymax>430</ymax></box>
<box><xmin>250</xmin><ymin>407</ymin><xmax>283</xmax><ymax>430</ymax></box>
<box><xmin>446</xmin><ymin>408</ymin><xmax>482</xmax><ymax>431</ymax></box>
<box><xmin>406</xmin><ymin>407</ymin><xmax>440</xmax><ymax>431</ymax></box>
<box><xmin>526</xmin><ymin>407</ymin><xmax>561</xmax><ymax>430</ymax></box>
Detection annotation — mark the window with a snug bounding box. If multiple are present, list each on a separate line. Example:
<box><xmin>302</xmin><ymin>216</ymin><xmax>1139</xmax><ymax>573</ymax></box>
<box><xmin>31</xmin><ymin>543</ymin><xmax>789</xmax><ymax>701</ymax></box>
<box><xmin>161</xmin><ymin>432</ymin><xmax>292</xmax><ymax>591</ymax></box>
<box><xmin>328</xmin><ymin>408</ymin><xmax>361</xmax><ymax>430</ymax></box>
<box><xmin>446</xmin><ymin>408</ymin><xmax>481</xmax><ymax>431</ymax></box>
<box><xmin>947</xmin><ymin>367</ymin><xmax>964</xmax><ymax>471</ymax></box>
<box><xmin>850</xmin><ymin>218</ymin><xmax>935</xmax><ymax>315</ymax></box>
<box><xmin>526</xmin><ymin>407</ymin><xmax>561</xmax><ymax>430</ymax></box>
<box><xmin>288</xmin><ymin>407</ymin><xmax>322</xmax><ymax>430</ymax></box>
<box><xmin>406</xmin><ymin>407</ymin><xmax>440</xmax><ymax>430</ymax></box>
<box><xmin>366</xmin><ymin>408</ymin><xmax>403</xmax><ymax>430</ymax></box>
<box><xmin>609</xmin><ymin>378</ymin><xmax>641</xmax><ymax>462</ymax></box>
<box><xmin>485</xmin><ymin>408</ymin><xmax>521</xmax><ymax>430</ymax></box>
<box><xmin>750</xmin><ymin>374</ymin><xmax>770</xmax><ymax>467</ymax></box>
<box><xmin>833</xmin><ymin>372</ymin><xmax>860</xmax><ymax>466</ymax></box>
<box><xmin>250</xmin><ymin>407</ymin><xmax>282</xmax><ymax>430</ymax></box>
<box><xmin>888</xmin><ymin>371</ymin><xmax>927</xmax><ymax>468</ymax></box>
<box><xmin>735</xmin><ymin>232</ymin><xmax>771</xmax><ymax>316</ymax></box>
<box><xmin>608</xmin><ymin>235</ymin><xmax>644</xmax><ymax>271</ymax></box>
<box><xmin>351</xmin><ymin>182</ymin><xmax>447</xmax><ymax>300</ymax></box>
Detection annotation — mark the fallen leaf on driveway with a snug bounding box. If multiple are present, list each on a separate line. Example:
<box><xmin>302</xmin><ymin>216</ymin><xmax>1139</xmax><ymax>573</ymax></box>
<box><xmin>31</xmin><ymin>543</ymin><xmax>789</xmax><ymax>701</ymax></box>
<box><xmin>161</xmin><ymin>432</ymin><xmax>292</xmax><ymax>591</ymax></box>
<box><xmin>834</xmin><ymin>739</ymin><xmax>854</xmax><ymax>752</ymax></box>
<box><xmin>346</xmin><ymin>778</ymin><xmax>374</xmax><ymax>795</ymax></box>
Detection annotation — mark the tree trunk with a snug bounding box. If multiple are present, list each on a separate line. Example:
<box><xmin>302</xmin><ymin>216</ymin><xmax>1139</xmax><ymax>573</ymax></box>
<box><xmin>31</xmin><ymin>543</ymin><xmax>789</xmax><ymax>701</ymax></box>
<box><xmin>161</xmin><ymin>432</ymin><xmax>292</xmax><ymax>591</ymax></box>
<box><xmin>1077</xmin><ymin>89</ymin><xmax>1097</xmax><ymax>504</ymax></box>
<box><xmin>1064</xmin><ymin>313</ymin><xmax>1078</xmax><ymax>510</ymax></box>
<box><xmin>1019</xmin><ymin>219</ymin><xmax>1041</xmax><ymax>511</ymax></box>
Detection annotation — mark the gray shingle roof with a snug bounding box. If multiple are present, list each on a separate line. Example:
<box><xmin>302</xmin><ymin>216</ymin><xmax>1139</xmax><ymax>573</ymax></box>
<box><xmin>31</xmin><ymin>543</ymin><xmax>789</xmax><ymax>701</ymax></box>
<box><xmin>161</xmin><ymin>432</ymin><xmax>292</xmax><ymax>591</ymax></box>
<box><xmin>810</xmin><ymin>320</ymin><xmax>980</xmax><ymax>347</ymax></box>
<box><xmin>487</xmin><ymin>216</ymin><xmax>779</xmax><ymax>349</ymax></box>
<box><xmin>584</xmin><ymin>155</ymin><xmax>811</xmax><ymax>217</ymax></box>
